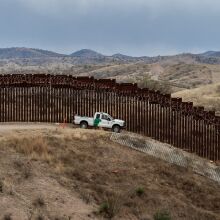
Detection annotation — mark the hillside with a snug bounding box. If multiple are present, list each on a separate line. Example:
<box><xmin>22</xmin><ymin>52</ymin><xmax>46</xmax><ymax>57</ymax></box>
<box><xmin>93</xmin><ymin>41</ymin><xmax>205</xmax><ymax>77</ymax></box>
<box><xmin>70</xmin><ymin>49</ymin><xmax>106</xmax><ymax>59</ymax></box>
<box><xmin>0</xmin><ymin>125</ymin><xmax>219</xmax><ymax>220</ymax></box>
<box><xmin>0</xmin><ymin>47</ymin><xmax>65</xmax><ymax>59</ymax></box>
<box><xmin>200</xmin><ymin>51</ymin><xmax>220</xmax><ymax>57</ymax></box>
<box><xmin>1</xmin><ymin>47</ymin><xmax>220</xmax><ymax>64</ymax></box>
<box><xmin>0</xmin><ymin>47</ymin><xmax>220</xmax><ymax>94</ymax></box>
<box><xmin>63</xmin><ymin>62</ymin><xmax>216</xmax><ymax>92</ymax></box>
<box><xmin>0</xmin><ymin>61</ymin><xmax>217</xmax><ymax>93</ymax></box>
<box><xmin>172</xmin><ymin>83</ymin><xmax>220</xmax><ymax>115</ymax></box>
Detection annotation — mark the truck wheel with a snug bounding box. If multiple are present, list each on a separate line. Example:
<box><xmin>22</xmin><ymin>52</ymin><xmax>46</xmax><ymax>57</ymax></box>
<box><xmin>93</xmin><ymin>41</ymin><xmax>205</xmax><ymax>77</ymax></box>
<box><xmin>112</xmin><ymin>125</ymin><xmax>121</xmax><ymax>133</ymax></box>
<box><xmin>80</xmin><ymin>121</ymin><xmax>88</xmax><ymax>129</ymax></box>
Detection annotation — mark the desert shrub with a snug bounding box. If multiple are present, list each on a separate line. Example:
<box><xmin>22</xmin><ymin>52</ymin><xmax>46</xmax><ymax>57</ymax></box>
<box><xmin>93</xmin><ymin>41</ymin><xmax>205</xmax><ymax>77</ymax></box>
<box><xmin>3</xmin><ymin>214</ymin><xmax>12</xmax><ymax>220</ymax></box>
<box><xmin>99</xmin><ymin>194</ymin><xmax>122</xmax><ymax>218</ymax></box>
<box><xmin>138</xmin><ymin>76</ymin><xmax>172</xmax><ymax>94</ymax></box>
<box><xmin>99</xmin><ymin>202</ymin><xmax>109</xmax><ymax>214</ymax></box>
<box><xmin>154</xmin><ymin>210</ymin><xmax>171</xmax><ymax>220</ymax></box>
<box><xmin>14</xmin><ymin>161</ymin><xmax>32</xmax><ymax>179</ymax></box>
<box><xmin>216</xmin><ymin>85</ymin><xmax>220</xmax><ymax>94</ymax></box>
<box><xmin>36</xmin><ymin>215</ymin><xmax>44</xmax><ymax>220</ymax></box>
<box><xmin>8</xmin><ymin>136</ymin><xmax>52</xmax><ymax>162</ymax></box>
<box><xmin>0</xmin><ymin>180</ymin><xmax>3</xmax><ymax>193</ymax></box>
<box><xmin>135</xmin><ymin>187</ymin><xmax>145</xmax><ymax>196</ymax></box>
<box><xmin>33</xmin><ymin>196</ymin><xmax>45</xmax><ymax>208</ymax></box>
<box><xmin>11</xmin><ymin>136</ymin><xmax>47</xmax><ymax>156</ymax></box>
<box><xmin>23</xmin><ymin>165</ymin><xmax>32</xmax><ymax>179</ymax></box>
<box><xmin>80</xmin><ymin>190</ymin><xmax>92</xmax><ymax>204</ymax></box>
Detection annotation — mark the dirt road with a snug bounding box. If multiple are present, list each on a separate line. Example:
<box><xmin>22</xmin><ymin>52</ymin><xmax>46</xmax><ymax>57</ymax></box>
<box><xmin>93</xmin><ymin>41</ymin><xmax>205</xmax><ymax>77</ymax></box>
<box><xmin>0</xmin><ymin>123</ymin><xmax>72</xmax><ymax>134</ymax></box>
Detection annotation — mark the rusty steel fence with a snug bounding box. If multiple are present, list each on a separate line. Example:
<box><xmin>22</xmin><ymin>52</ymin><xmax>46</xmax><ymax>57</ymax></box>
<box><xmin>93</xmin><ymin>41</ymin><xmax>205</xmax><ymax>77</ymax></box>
<box><xmin>0</xmin><ymin>74</ymin><xmax>219</xmax><ymax>161</ymax></box>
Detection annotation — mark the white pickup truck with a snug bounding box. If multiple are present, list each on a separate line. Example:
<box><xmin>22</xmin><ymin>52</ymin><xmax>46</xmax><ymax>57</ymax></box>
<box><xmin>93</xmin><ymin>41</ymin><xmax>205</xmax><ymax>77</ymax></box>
<box><xmin>73</xmin><ymin>112</ymin><xmax>125</xmax><ymax>133</ymax></box>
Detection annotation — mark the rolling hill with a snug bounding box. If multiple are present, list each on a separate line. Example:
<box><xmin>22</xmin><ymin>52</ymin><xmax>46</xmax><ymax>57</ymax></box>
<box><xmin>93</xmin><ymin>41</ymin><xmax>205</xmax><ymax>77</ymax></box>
<box><xmin>172</xmin><ymin>83</ymin><xmax>220</xmax><ymax>115</ymax></box>
<box><xmin>200</xmin><ymin>51</ymin><xmax>220</xmax><ymax>57</ymax></box>
<box><xmin>0</xmin><ymin>47</ymin><xmax>220</xmax><ymax>97</ymax></box>
<box><xmin>0</xmin><ymin>47</ymin><xmax>65</xmax><ymax>59</ymax></box>
<box><xmin>70</xmin><ymin>49</ymin><xmax>106</xmax><ymax>59</ymax></box>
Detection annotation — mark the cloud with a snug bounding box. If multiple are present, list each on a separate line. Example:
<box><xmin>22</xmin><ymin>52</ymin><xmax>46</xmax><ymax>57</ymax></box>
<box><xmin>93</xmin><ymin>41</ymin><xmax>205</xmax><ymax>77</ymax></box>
<box><xmin>1</xmin><ymin>0</ymin><xmax>220</xmax><ymax>55</ymax></box>
<box><xmin>15</xmin><ymin>0</ymin><xmax>220</xmax><ymax>14</ymax></box>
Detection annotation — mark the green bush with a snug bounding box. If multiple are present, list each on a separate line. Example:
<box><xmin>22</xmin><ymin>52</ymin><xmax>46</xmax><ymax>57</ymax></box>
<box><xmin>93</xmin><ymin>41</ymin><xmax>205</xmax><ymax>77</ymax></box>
<box><xmin>135</xmin><ymin>187</ymin><xmax>144</xmax><ymax>196</ymax></box>
<box><xmin>99</xmin><ymin>202</ymin><xmax>109</xmax><ymax>214</ymax></box>
<box><xmin>154</xmin><ymin>210</ymin><xmax>171</xmax><ymax>220</ymax></box>
<box><xmin>99</xmin><ymin>194</ymin><xmax>122</xmax><ymax>218</ymax></box>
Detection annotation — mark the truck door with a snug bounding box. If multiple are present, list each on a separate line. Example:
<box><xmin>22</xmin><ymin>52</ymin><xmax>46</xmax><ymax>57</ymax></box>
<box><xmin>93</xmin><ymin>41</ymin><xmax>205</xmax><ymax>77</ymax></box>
<box><xmin>99</xmin><ymin>114</ymin><xmax>111</xmax><ymax>128</ymax></box>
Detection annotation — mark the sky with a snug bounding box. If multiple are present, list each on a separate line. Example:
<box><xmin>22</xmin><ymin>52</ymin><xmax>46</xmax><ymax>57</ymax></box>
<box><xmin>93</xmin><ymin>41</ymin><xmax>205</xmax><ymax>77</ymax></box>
<box><xmin>0</xmin><ymin>0</ymin><xmax>220</xmax><ymax>56</ymax></box>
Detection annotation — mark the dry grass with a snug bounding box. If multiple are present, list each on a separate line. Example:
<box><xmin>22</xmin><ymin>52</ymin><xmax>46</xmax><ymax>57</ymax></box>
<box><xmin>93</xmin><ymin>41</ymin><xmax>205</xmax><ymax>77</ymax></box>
<box><xmin>173</xmin><ymin>82</ymin><xmax>220</xmax><ymax>115</ymax></box>
<box><xmin>8</xmin><ymin>136</ymin><xmax>49</xmax><ymax>157</ymax></box>
<box><xmin>0</xmin><ymin>127</ymin><xmax>220</xmax><ymax>219</ymax></box>
<box><xmin>162</xmin><ymin>63</ymin><xmax>212</xmax><ymax>88</ymax></box>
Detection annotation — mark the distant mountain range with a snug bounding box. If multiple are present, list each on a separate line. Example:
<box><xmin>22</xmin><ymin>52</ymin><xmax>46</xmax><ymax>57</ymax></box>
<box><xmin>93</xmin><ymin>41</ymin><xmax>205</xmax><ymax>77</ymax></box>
<box><xmin>1</xmin><ymin>47</ymin><xmax>220</xmax><ymax>64</ymax></box>
<box><xmin>70</xmin><ymin>49</ymin><xmax>105</xmax><ymax>59</ymax></box>
<box><xmin>200</xmin><ymin>51</ymin><xmax>220</xmax><ymax>57</ymax></box>
<box><xmin>0</xmin><ymin>47</ymin><xmax>65</xmax><ymax>59</ymax></box>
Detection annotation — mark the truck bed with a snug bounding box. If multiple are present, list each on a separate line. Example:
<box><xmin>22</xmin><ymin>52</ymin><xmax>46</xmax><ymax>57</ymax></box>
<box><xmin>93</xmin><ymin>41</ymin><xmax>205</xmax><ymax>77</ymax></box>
<box><xmin>74</xmin><ymin>115</ymin><xmax>94</xmax><ymax>126</ymax></box>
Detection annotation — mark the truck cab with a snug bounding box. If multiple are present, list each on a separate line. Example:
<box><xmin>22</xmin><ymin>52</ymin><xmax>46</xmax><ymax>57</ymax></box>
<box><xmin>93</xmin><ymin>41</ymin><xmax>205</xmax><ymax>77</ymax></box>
<box><xmin>74</xmin><ymin>112</ymin><xmax>125</xmax><ymax>133</ymax></box>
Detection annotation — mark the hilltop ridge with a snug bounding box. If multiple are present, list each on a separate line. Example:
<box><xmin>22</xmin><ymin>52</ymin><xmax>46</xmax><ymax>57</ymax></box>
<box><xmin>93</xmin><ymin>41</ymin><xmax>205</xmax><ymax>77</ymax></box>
<box><xmin>1</xmin><ymin>47</ymin><xmax>220</xmax><ymax>64</ymax></box>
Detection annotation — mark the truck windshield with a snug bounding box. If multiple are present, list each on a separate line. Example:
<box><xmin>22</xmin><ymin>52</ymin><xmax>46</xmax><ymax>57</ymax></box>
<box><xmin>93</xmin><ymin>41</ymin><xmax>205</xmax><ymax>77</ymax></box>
<box><xmin>107</xmin><ymin>115</ymin><xmax>113</xmax><ymax>120</ymax></box>
<box><xmin>101</xmin><ymin>114</ymin><xmax>108</xmax><ymax>120</ymax></box>
<box><xmin>101</xmin><ymin>114</ymin><xmax>113</xmax><ymax>121</ymax></box>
